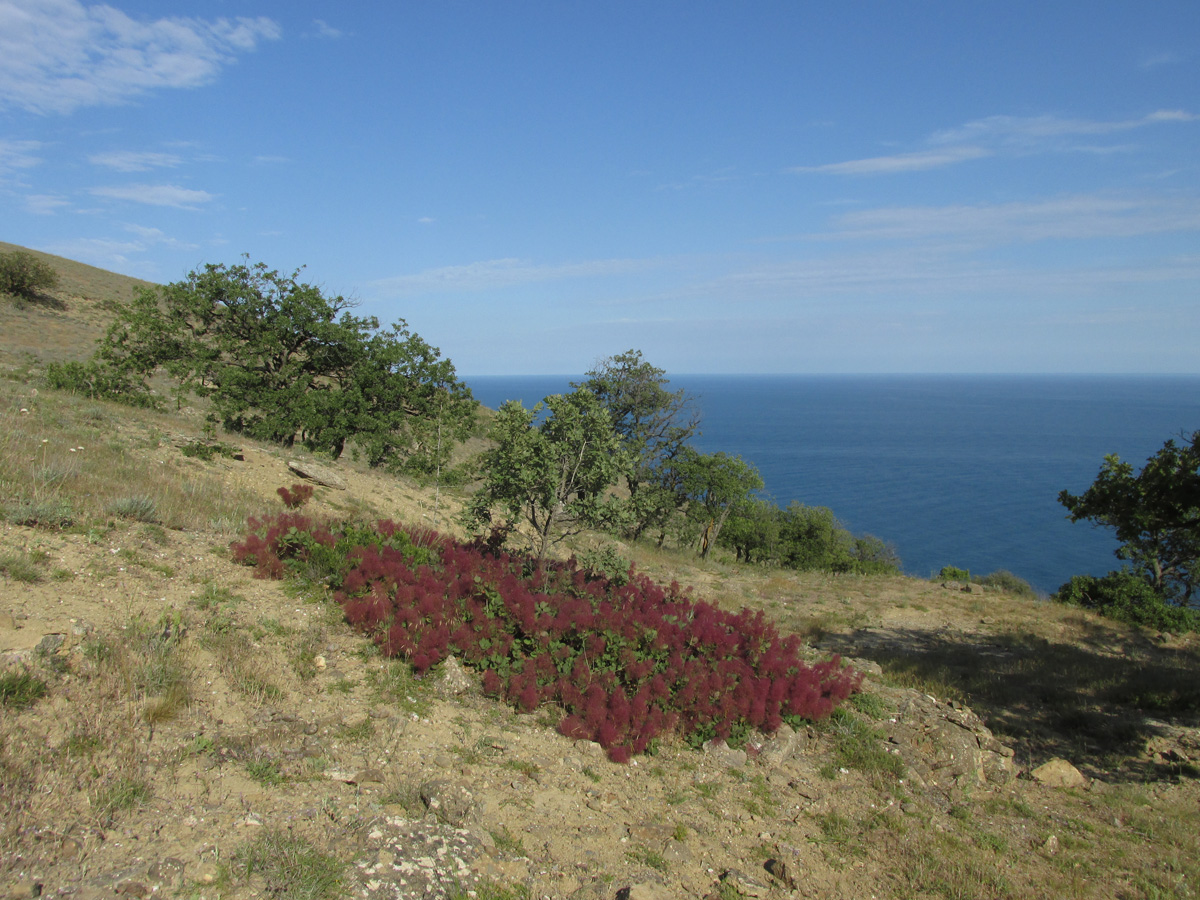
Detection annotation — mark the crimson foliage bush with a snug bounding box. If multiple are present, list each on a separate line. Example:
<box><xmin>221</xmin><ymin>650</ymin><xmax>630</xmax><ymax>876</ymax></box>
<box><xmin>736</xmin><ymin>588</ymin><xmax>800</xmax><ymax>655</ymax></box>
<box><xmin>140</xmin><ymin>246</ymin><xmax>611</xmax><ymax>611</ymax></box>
<box><xmin>277</xmin><ymin>483</ymin><xmax>315</xmax><ymax>509</ymax></box>
<box><xmin>232</xmin><ymin>513</ymin><xmax>860</xmax><ymax>760</ymax></box>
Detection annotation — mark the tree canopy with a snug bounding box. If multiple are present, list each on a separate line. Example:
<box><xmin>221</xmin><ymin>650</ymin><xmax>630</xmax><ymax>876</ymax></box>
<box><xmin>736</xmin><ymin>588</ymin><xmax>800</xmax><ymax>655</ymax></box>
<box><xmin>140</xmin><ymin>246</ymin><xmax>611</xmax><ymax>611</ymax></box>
<box><xmin>0</xmin><ymin>250</ymin><xmax>59</xmax><ymax>302</ymax></box>
<box><xmin>576</xmin><ymin>350</ymin><xmax>698</xmax><ymax>540</ymax></box>
<box><xmin>48</xmin><ymin>259</ymin><xmax>476</xmax><ymax>473</ymax></box>
<box><xmin>467</xmin><ymin>389</ymin><xmax>627</xmax><ymax>560</ymax></box>
<box><xmin>1059</xmin><ymin>430</ymin><xmax>1200</xmax><ymax>604</ymax></box>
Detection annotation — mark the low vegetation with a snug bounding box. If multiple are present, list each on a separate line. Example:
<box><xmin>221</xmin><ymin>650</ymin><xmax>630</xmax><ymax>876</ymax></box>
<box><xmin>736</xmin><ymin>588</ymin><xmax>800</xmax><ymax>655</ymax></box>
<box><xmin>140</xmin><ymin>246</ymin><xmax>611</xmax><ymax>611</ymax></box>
<box><xmin>1</xmin><ymin>244</ymin><xmax>1197</xmax><ymax>900</ymax></box>
<box><xmin>233</xmin><ymin>510</ymin><xmax>861</xmax><ymax>760</ymax></box>
<box><xmin>0</xmin><ymin>249</ymin><xmax>59</xmax><ymax>303</ymax></box>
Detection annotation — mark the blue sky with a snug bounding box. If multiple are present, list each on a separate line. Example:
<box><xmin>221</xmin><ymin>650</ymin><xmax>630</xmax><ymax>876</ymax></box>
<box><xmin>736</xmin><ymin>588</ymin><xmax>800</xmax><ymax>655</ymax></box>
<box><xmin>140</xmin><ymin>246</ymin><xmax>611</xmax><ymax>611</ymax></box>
<box><xmin>2</xmin><ymin>1</ymin><xmax>1198</xmax><ymax>375</ymax></box>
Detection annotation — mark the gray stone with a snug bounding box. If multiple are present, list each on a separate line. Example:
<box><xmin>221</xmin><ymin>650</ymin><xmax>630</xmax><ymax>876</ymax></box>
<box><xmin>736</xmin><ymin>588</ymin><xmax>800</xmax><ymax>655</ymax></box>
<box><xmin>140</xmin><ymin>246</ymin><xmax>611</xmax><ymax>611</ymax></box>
<box><xmin>420</xmin><ymin>779</ymin><xmax>481</xmax><ymax>826</ymax></box>
<box><xmin>36</xmin><ymin>633</ymin><xmax>65</xmax><ymax>655</ymax></box>
<box><xmin>720</xmin><ymin>868</ymin><xmax>769</xmax><ymax>898</ymax></box>
<box><xmin>757</xmin><ymin>723</ymin><xmax>798</xmax><ymax>768</ymax></box>
<box><xmin>622</xmin><ymin>884</ymin><xmax>673</xmax><ymax>900</ymax></box>
<box><xmin>287</xmin><ymin>459</ymin><xmax>346</xmax><ymax>489</ymax></box>
<box><xmin>703</xmin><ymin>739</ymin><xmax>747</xmax><ymax>768</ymax></box>
<box><xmin>436</xmin><ymin>655</ymin><xmax>475</xmax><ymax>697</ymax></box>
<box><xmin>764</xmin><ymin>856</ymin><xmax>798</xmax><ymax>890</ymax></box>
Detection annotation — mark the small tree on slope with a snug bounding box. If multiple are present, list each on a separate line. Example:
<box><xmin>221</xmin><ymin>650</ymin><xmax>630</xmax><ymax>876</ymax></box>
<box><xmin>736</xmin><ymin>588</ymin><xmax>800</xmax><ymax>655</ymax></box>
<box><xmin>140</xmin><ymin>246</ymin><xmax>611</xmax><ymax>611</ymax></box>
<box><xmin>1059</xmin><ymin>430</ymin><xmax>1200</xmax><ymax>604</ymax></box>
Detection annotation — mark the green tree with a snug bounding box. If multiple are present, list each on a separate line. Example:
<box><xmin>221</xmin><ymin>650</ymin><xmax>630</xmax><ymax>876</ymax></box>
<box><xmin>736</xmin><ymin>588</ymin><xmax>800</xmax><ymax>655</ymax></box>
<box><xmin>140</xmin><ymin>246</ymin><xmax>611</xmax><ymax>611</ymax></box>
<box><xmin>777</xmin><ymin>503</ymin><xmax>856</xmax><ymax>571</ymax></box>
<box><xmin>468</xmin><ymin>389</ymin><xmax>627</xmax><ymax>560</ymax></box>
<box><xmin>719</xmin><ymin>496</ymin><xmax>781</xmax><ymax>563</ymax></box>
<box><xmin>1059</xmin><ymin>430</ymin><xmax>1200</xmax><ymax>604</ymax></box>
<box><xmin>676</xmin><ymin>450</ymin><xmax>764</xmax><ymax>559</ymax></box>
<box><xmin>0</xmin><ymin>250</ymin><xmax>59</xmax><ymax>301</ymax></box>
<box><xmin>61</xmin><ymin>259</ymin><xmax>476</xmax><ymax>470</ymax></box>
<box><xmin>577</xmin><ymin>350</ymin><xmax>699</xmax><ymax>540</ymax></box>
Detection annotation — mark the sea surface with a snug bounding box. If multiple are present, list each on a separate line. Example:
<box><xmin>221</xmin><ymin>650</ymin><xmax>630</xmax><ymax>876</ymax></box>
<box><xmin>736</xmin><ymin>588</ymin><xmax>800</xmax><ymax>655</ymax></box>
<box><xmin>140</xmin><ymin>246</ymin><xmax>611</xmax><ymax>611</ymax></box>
<box><xmin>465</xmin><ymin>375</ymin><xmax>1200</xmax><ymax>594</ymax></box>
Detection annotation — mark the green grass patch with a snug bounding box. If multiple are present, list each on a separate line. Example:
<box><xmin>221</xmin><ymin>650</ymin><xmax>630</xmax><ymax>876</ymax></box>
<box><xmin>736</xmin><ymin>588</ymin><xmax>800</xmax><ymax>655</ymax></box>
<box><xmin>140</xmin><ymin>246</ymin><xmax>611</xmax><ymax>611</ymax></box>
<box><xmin>0</xmin><ymin>670</ymin><xmax>48</xmax><ymax>708</ymax></box>
<box><xmin>227</xmin><ymin>829</ymin><xmax>343</xmax><ymax>900</ymax></box>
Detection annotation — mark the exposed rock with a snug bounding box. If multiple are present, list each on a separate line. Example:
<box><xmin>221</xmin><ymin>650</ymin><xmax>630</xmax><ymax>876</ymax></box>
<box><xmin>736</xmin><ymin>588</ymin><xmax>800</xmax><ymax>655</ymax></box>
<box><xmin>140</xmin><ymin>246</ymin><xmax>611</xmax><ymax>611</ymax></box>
<box><xmin>756</xmin><ymin>723</ymin><xmax>795</xmax><ymax>768</ymax></box>
<box><xmin>703</xmin><ymin>739</ymin><xmax>747</xmax><ymax>768</ymax></box>
<box><xmin>352</xmin><ymin>816</ymin><xmax>483</xmax><ymax>900</ymax></box>
<box><xmin>1031</xmin><ymin>758</ymin><xmax>1086</xmax><ymax>788</ymax></box>
<box><xmin>720</xmin><ymin>868</ymin><xmax>769</xmax><ymax>898</ymax></box>
<box><xmin>36</xmin><ymin>633</ymin><xmax>65</xmax><ymax>655</ymax></box>
<box><xmin>435</xmin><ymin>655</ymin><xmax>475</xmax><ymax>697</ymax></box>
<box><xmin>764</xmin><ymin>855</ymin><xmax>798</xmax><ymax>890</ymax></box>
<box><xmin>879</xmin><ymin>686</ymin><xmax>1015</xmax><ymax>788</ymax></box>
<box><xmin>287</xmin><ymin>459</ymin><xmax>347</xmax><ymax>489</ymax></box>
<box><xmin>620</xmin><ymin>883</ymin><xmax>674</xmax><ymax>900</ymax></box>
<box><xmin>420</xmin><ymin>780</ymin><xmax>481</xmax><ymax>827</ymax></box>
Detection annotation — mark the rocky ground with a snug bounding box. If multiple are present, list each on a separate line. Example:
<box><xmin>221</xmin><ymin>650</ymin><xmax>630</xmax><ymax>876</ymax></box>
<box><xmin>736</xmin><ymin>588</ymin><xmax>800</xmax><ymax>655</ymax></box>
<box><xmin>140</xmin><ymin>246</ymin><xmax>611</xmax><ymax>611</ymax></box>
<box><xmin>4</xmin><ymin>441</ymin><xmax>1198</xmax><ymax>900</ymax></box>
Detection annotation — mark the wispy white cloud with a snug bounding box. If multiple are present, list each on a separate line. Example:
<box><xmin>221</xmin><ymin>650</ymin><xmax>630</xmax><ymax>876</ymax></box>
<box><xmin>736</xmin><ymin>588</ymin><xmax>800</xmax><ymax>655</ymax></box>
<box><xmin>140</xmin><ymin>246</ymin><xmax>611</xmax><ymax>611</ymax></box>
<box><xmin>88</xmin><ymin>149</ymin><xmax>181</xmax><ymax>172</ymax></box>
<box><xmin>370</xmin><ymin>256</ymin><xmax>665</xmax><ymax>296</ymax></box>
<box><xmin>796</xmin><ymin>110</ymin><xmax>1197</xmax><ymax>175</ymax></box>
<box><xmin>0</xmin><ymin>138</ymin><xmax>42</xmax><ymax>174</ymax></box>
<box><xmin>43</xmin><ymin>223</ymin><xmax>196</xmax><ymax>268</ymax></box>
<box><xmin>123</xmin><ymin>223</ymin><xmax>194</xmax><ymax>247</ymax></box>
<box><xmin>826</xmin><ymin>193</ymin><xmax>1200</xmax><ymax>243</ymax></box>
<box><xmin>312</xmin><ymin>19</ymin><xmax>344</xmax><ymax>39</ymax></box>
<box><xmin>89</xmin><ymin>183</ymin><xmax>214</xmax><ymax>208</ymax></box>
<box><xmin>791</xmin><ymin>146</ymin><xmax>988</xmax><ymax>175</ymax></box>
<box><xmin>0</xmin><ymin>0</ymin><xmax>281</xmax><ymax>115</ymax></box>
<box><xmin>672</xmin><ymin>250</ymin><xmax>1200</xmax><ymax>311</ymax></box>
<box><xmin>930</xmin><ymin>109</ymin><xmax>1197</xmax><ymax>147</ymax></box>
<box><xmin>25</xmin><ymin>193</ymin><xmax>69</xmax><ymax>214</ymax></box>
<box><xmin>42</xmin><ymin>236</ymin><xmax>144</xmax><ymax>267</ymax></box>
<box><xmin>1140</xmin><ymin>51</ymin><xmax>1182</xmax><ymax>69</ymax></box>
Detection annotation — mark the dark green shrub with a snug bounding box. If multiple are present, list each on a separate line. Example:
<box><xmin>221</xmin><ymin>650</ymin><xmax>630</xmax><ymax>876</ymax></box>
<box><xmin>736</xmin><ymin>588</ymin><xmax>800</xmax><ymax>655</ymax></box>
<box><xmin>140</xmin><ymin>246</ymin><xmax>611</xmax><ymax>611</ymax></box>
<box><xmin>181</xmin><ymin>440</ymin><xmax>239</xmax><ymax>460</ymax></box>
<box><xmin>44</xmin><ymin>360</ymin><xmax>157</xmax><ymax>407</ymax></box>
<box><xmin>977</xmin><ymin>569</ymin><xmax>1039</xmax><ymax>599</ymax></box>
<box><xmin>849</xmin><ymin>535</ymin><xmax>902</xmax><ymax>575</ymax></box>
<box><xmin>576</xmin><ymin>546</ymin><xmax>632</xmax><ymax>586</ymax></box>
<box><xmin>937</xmin><ymin>565</ymin><xmax>970</xmax><ymax>582</ymax></box>
<box><xmin>0</xmin><ymin>250</ymin><xmax>59</xmax><ymax>300</ymax></box>
<box><xmin>1054</xmin><ymin>570</ymin><xmax>1198</xmax><ymax>632</ymax></box>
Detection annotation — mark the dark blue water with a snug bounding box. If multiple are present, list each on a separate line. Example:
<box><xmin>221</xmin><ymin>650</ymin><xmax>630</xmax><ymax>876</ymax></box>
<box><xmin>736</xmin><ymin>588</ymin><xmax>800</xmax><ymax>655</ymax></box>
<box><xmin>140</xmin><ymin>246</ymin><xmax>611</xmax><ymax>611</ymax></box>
<box><xmin>465</xmin><ymin>375</ymin><xmax>1200</xmax><ymax>594</ymax></box>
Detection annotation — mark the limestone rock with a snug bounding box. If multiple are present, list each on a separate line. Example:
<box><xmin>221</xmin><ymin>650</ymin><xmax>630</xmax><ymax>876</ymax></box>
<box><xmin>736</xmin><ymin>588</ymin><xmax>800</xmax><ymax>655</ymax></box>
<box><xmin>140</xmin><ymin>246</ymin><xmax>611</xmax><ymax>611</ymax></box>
<box><xmin>703</xmin><ymin>739</ymin><xmax>747</xmax><ymax>768</ymax></box>
<box><xmin>287</xmin><ymin>459</ymin><xmax>346</xmax><ymax>489</ymax></box>
<box><xmin>720</xmin><ymin>868</ymin><xmax>769</xmax><ymax>898</ymax></box>
<box><xmin>757</xmin><ymin>722</ymin><xmax>799</xmax><ymax>769</ymax></box>
<box><xmin>436</xmin><ymin>655</ymin><xmax>475</xmax><ymax>697</ymax></box>
<box><xmin>420</xmin><ymin>779</ymin><xmax>481</xmax><ymax>826</ymax></box>
<box><xmin>880</xmin><ymin>686</ymin><xmax>1016</xmax><ymax>789</ymax></box>
<box><xmin>1031</xmin><ymin>758</ymin><xmax>1086</xmax><ymax>788</ymax></box>
<box><xmin>620</xmin><ymin>883</ymin><xmax>674</xmax><ymax>900</ymax></box>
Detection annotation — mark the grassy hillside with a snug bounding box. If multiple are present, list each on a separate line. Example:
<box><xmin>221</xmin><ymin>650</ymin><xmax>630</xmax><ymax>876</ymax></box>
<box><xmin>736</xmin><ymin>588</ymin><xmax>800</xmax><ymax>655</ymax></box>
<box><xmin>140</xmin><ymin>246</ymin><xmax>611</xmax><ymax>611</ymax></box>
<box><xmin>0</xmin><ymin>241</ymin><xmax>154</xmax><ymax>374</ymax></box>
<box><xmin>2</xmin><ymin>244</ymin><xmax>1198</xmax><ymax>900</ymax></box>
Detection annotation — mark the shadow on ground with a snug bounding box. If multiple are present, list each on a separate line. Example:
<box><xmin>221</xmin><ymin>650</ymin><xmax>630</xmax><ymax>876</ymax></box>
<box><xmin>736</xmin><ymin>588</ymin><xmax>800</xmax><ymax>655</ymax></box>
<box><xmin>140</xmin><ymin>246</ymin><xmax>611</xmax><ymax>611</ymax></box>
<box><xmin>820</xmin><ymin>621</ymin><xmax>1200</xmax><ymax>781</ymax></box>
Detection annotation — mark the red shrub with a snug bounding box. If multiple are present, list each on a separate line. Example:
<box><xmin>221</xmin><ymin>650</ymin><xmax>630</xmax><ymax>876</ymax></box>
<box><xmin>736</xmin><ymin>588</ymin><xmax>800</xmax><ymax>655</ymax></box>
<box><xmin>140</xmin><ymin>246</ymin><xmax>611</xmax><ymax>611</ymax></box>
<box><xmin>277</xmin><ymin>483</ymin><xmax>315</xmax><ymax>509</ymax></box>
<box><xmin>233</xmin><ymin>511</ymin><xmax>862</xmax><ymax>760</ymax></box>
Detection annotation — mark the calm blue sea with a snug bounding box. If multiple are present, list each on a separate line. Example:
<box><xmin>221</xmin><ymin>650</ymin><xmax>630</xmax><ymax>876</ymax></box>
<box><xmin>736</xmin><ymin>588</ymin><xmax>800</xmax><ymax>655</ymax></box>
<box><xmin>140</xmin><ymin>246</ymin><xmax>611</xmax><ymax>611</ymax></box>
<box><xmin>465</xmin><ymin>375</ymin><xmax>1200</xmax><ymax>594</ymax></box>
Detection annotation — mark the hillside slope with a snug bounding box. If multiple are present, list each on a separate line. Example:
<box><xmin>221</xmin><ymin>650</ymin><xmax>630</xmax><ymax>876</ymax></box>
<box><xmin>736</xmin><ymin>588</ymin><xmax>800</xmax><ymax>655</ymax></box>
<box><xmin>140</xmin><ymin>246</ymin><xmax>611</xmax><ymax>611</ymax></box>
<box><xmin>1</xmin><ymin>245</ymin><xmax>1198</xmax><ymax>900</ymax></box>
